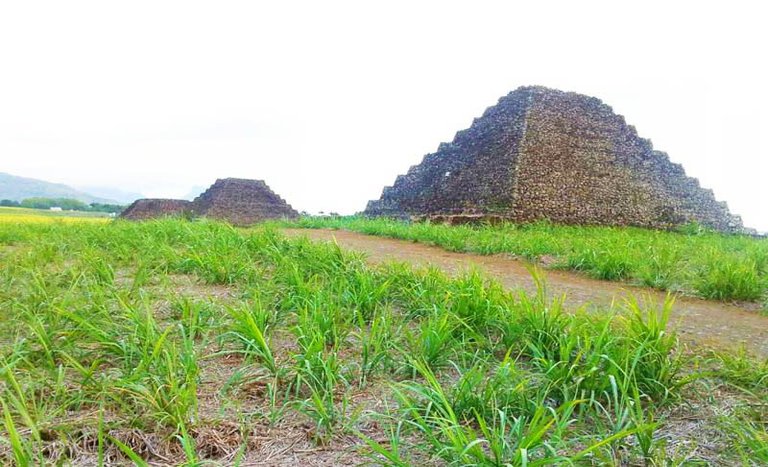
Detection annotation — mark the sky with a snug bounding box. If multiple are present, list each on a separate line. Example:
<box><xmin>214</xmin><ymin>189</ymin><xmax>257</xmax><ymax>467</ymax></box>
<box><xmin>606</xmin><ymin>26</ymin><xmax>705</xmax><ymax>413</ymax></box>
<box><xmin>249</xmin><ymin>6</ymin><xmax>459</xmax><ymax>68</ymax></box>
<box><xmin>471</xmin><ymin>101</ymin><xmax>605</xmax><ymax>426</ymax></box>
<box><xmin>1</xmin><ymin>1</ymin><xmax>766</xmax><ymax>230</ymax></box>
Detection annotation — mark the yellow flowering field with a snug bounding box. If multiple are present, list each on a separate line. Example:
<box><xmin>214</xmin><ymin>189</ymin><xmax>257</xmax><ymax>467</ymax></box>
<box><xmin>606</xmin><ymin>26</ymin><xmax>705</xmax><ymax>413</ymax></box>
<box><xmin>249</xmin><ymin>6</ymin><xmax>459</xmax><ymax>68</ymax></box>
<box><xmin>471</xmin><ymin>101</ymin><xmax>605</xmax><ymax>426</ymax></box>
<box><xmin>0</xmin><ymin>207</ymin><xmax>111</xmax><ymax>224</ymax></box>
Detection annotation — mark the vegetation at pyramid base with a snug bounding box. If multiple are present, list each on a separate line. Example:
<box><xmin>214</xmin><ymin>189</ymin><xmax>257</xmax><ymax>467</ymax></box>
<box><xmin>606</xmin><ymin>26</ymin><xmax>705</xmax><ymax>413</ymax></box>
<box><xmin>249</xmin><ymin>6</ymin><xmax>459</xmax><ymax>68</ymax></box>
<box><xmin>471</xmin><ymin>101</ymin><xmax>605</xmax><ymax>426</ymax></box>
<box><xmin>0</xmin><ymin>218</ymin><xmax>765</xmax><ymax>464</ymax></box>
<box><xmin>282</xmin><ymin>216</ymin><xmax>768</xmax><ymax>303</ymax></box>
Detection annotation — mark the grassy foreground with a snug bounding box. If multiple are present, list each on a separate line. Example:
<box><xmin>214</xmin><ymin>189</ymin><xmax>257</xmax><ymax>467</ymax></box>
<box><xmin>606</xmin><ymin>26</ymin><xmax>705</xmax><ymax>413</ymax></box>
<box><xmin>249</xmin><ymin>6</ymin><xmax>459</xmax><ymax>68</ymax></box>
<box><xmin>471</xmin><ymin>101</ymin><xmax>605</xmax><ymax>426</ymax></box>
<box><xmin>0</xmin><ymin>219</ymin><xmax>766</xmax><ymax>465</ymax></box>
<box><xmin>283</xmin><ymin>217</ymin><xmax>768</xmax><ymax>304</ymax></box>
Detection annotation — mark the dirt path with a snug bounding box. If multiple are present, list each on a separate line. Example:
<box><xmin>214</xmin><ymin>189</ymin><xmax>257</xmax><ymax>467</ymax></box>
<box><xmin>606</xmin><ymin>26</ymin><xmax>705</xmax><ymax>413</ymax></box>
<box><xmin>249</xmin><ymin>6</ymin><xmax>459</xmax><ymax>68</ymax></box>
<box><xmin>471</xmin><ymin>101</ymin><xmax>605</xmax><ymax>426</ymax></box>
<box><xmin>283</xmin><ymin>228</ymin><xmax>768</xmax><ymax>358</ymax></box>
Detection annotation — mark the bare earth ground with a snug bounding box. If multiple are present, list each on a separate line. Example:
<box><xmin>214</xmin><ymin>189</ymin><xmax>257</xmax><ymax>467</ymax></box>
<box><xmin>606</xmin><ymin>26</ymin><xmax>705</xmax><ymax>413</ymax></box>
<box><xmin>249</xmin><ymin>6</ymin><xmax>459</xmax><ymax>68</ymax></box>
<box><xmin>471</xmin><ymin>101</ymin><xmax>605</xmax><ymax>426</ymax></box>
<box><xmin>283</xmin><ymin>228</ymin><xmax>768</xmax><ymax>359</ymax></box>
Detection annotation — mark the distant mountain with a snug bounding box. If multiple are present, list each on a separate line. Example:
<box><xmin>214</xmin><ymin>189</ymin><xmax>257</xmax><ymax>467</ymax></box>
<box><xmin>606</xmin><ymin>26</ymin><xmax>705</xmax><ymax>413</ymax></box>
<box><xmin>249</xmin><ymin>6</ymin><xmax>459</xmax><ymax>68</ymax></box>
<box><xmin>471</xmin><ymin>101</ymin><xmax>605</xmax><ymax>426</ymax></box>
<box><xmin>0</xmin><ymin>172</ymin><xmax>121</xmax><ymax>204</ymax></box>
<box><xmin>182</xmin><ymin>185</ymin><xmax>207</xmax><ymax>201</ymax></box>
<box><xmin>74</xmin><ymin>185</ymin><xmax>144</xmax><ymax>204</ymax></box>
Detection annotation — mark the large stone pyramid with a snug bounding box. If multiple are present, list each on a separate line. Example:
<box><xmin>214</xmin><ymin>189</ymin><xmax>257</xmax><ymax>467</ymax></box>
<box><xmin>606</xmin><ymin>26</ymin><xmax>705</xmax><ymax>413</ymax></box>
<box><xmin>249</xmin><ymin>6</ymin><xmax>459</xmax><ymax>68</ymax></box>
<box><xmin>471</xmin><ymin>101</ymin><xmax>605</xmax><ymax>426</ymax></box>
<box><xmin>120</xmin><ymin>178</ymin><xmax>298</xmax><ymax>225</ymax></box>
<box><xmin>192</xmin><ymin>178</ymin><xmax>298</xmax><ymax>225</ymax></box>
<box><xmin>365</xmin><ymin>86</ymin><xmax>742</xmax><ymax>231</ymax></box>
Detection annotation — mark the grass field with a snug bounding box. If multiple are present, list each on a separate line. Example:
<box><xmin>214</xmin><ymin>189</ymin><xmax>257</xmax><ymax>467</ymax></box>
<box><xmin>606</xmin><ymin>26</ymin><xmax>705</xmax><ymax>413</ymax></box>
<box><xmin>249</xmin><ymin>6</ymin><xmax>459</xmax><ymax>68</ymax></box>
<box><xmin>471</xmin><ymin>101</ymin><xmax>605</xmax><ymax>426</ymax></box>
<box><xmin>0</xmin><ymin>206</ymin><xmax>112</xmax><ymax>224</ymax></box>
<box><xmin>283</xmin><ymin>217</ymin><xmax>768</xmax><ymax>304</ymax></box>
<box><xmin>0</xmin><ymin>218</ymin><xmax>766</xmax><ymax>465</ymax></box>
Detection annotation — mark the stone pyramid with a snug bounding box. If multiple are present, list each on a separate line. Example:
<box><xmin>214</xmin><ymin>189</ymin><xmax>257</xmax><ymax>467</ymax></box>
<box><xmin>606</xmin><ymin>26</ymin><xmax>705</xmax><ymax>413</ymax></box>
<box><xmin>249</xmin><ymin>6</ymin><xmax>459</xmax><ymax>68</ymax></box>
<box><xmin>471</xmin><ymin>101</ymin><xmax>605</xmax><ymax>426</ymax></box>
<box><xmin>364</xmin><ymin>86</ymin><xmax>742</xmax><ymax>231</ymax></box>
<box><xmin>120</xmin><ymin>178</ymin><xmax>298</xmax><ymax>225</ymax></box>
<box><xmin>192</xmin><ymin>178</ymin><xmax>298</xmax><ymax>225</ymax></box>
<box><xmin>120</xmin><ymin>199</ymin><xmax>193</xmax><ymax>220</ymax></box>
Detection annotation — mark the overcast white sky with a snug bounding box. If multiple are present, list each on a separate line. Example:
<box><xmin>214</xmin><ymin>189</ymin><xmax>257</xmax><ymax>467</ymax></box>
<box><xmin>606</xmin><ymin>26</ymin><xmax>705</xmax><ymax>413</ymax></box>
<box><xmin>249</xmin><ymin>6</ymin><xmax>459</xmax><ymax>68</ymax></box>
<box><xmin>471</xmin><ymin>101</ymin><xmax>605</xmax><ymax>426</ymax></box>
<box><xmin>1</xmin><ymin>1</ymin><xmax>766</xmax><ymax>230</ymax></box>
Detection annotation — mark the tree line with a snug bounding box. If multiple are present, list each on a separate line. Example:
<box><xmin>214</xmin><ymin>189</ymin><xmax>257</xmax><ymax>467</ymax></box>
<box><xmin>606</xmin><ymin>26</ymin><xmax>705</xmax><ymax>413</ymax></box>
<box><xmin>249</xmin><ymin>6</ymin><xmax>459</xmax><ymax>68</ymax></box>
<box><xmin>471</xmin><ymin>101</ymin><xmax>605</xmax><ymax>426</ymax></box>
<box><xmin>0</xmin><ymin>197</ymin><xmax>125</xmax><ymax>213</ymax></box>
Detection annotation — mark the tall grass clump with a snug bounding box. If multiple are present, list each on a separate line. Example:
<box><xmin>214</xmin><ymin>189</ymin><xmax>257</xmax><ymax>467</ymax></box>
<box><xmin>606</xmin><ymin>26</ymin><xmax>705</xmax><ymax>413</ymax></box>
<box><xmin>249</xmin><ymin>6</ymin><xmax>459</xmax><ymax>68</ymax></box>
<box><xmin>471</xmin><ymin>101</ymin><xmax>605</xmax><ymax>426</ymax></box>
<box><xmin>694</xmin><ymin>256</ymin><xmax>764</xmax><ymax>301</ymax></box>
<box><xmin>278</xmin><ymin>216</ymin><xmax>768</xmax><ymax>303</ymax></box>
<box><xmin>225</xmin><ymin>300</ymin><xmax>280</xmax><ymax>376</ymax></box>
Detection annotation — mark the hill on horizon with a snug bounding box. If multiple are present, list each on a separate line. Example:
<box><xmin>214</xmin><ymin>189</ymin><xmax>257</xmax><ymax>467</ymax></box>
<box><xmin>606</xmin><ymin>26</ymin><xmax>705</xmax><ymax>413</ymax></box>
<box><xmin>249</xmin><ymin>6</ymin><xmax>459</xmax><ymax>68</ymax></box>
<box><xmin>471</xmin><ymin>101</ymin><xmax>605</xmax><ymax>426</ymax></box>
<box><xmin>0</xmin><ymin>172</ymin><xmax>122</xmax><ymax>205</ymax></box>
<box><xmin>73</xmin><ymin>185</ymin><xmax>144</xmax><ymax>205</ymax></box>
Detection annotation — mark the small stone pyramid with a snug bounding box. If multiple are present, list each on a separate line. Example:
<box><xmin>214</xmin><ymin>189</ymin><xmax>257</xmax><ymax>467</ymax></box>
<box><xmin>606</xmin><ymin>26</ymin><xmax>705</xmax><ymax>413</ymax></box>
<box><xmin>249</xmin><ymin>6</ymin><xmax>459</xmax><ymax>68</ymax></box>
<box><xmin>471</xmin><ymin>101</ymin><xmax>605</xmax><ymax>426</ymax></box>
<box><xmin>365</xmin><ymin>86</ymin><xmax>743</xmax><ymax>231</ymax></box>
<box><xmin>192</xmin><ymin>178</ymin><xmax>299</xmax><ymax>225</ymax></box>
<box><xmin>120</xmin><ymin>178</ymin><xmax>298</xmax><ymax>225</ymax></box>
<box><xmin>120</xmin><ymin>199</ymin><xmax>192</xmax><ymax>220</ymax></box>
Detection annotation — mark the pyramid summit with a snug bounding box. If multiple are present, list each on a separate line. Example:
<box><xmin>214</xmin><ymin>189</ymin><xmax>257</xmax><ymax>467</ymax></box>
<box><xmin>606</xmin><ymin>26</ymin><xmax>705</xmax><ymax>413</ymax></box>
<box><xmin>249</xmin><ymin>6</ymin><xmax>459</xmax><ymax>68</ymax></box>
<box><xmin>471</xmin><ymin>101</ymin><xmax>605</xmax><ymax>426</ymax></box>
<box><xmin>365</xmin><ymin>86</ymin><xmax>743</xmax><ymax>232</ymax></box>
<box><xmin>121</xmin><ymin>178</ymin><xmax>298</xmax><ymax>225</ymax></box>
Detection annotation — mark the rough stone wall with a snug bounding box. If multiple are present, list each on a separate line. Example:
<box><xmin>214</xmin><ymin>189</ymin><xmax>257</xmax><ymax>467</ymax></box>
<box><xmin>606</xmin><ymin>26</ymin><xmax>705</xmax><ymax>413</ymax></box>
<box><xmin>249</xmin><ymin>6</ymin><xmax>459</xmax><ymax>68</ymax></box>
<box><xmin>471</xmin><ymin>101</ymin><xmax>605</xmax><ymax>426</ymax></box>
<box><xmin>366</xmin><ymin>89</ymin><xmax>531</xmax><ymax>218</ymax></box>
<box><xmin>120</xmin><ymin>199</ymin><xmax>193</xmax><ymax>220</ymax></box>
<box><xmin>365</xmin><ymin>86</ymin><xmax>743</xmax><ymax>232</ymax></box>
<box><xmin>511</xmin><ymin>88</ymin><xmax>741</xmax><ymax>230</ymax></box>
<box><xmin>192</xmin><ymin>178</ymin><xmax>299</xmax><ymax>226</ymax></box>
